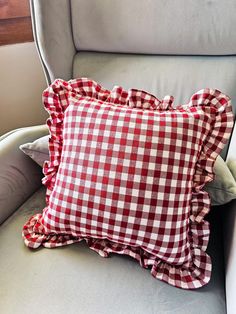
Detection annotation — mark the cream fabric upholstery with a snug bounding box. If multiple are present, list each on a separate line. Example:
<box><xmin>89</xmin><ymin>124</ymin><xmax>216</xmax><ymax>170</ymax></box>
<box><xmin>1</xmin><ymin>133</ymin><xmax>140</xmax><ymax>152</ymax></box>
<box><xmin>30</xmin><ymin>0</ymin><xmax>76</xmax><ymax>84</ymax></box>
<box><xmin>71</xmin><ymin>0</ymin><xmax>236</xmax><ymax>55</ymax></box>
<box><xmin>0</xmin><ymin>125</ymin><xmax>48</xmax><ymax>223</ymax></box>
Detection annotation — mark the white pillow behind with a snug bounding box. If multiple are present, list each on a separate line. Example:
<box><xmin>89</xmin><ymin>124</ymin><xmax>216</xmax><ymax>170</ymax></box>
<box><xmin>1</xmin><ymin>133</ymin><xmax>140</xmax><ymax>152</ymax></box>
<box><xmin>205</xmin><ymin>156</ymin><xmax>236</xmax><ymax>205</ymax></box>
<box><xmin>19</xmin><ymin>135</ymin><xmax>49</xmax><ymax>167</ymax></box>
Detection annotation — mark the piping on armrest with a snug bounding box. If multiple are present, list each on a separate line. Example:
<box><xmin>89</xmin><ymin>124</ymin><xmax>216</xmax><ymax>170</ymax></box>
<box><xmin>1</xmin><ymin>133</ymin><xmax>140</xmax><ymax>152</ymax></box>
<box><xmin>226</xmin><ymin>121</ymin><xmax>236</xmax><ymax>161</ymax></box>
<box><xmin>223</xmin><ymin>199</ymin><xmax>236</xmax><ymax>314</ymax></box>
<box><xmin>0</xmin><ymin>125</ymin><xmax>49</xmax><ymax>224</ymax></box>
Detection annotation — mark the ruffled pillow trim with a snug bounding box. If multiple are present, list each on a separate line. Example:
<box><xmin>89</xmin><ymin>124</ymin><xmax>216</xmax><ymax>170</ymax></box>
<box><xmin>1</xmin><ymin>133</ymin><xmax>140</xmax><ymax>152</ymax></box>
<box><xmin>22</xmin><ymin>78</ymin><xmax>234</xmax><ymax>289</ymax></box>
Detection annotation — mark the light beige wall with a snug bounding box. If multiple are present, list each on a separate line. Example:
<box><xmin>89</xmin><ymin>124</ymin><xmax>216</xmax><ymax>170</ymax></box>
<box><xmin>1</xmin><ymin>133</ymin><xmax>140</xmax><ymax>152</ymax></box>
<box><xmin>0</xmin><ymin>42</ymin><xmax>48</xmax><ymax>135</ymax></box>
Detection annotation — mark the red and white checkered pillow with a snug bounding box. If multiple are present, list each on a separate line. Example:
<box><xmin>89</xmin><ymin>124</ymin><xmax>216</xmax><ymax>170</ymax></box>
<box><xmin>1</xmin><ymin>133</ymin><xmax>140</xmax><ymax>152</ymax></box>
<box><xmin>22</xmin><ymin>78</ymin><xmax>233</xmax><ymax>289</ymax></box>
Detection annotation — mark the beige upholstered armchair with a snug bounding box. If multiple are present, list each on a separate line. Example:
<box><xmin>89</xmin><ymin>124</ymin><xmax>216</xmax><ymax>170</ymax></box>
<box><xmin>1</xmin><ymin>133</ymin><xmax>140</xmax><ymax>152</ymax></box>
<box><xmin>0</xmin><ymin>1</ymin><xmax>236</xmax><ymax>313</ymax></box>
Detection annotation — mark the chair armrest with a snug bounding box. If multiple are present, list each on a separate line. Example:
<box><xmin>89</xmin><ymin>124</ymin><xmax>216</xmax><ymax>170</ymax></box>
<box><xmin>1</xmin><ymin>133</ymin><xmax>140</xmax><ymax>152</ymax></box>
<box><xmin>30</xmin><ymin>0</ymin><xmax>76</xmax><ymax>84</ymax></box>
<box><xmin>223</xmin><ymin>199</ymin><xmax>236</xmax><ymax>314</ymax></box>
<box><xmin>0</xmin><ymin>125</ymin><xmax>49</xmax><ymax>224</ymax></box>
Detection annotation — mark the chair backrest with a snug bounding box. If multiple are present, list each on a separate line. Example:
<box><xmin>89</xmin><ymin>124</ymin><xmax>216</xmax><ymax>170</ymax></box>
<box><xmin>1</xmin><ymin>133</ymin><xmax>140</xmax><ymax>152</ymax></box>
<box><xmin>30</xmin><ymin>0</ymin><xmax>236</xmax><ymax>158</ymax></box>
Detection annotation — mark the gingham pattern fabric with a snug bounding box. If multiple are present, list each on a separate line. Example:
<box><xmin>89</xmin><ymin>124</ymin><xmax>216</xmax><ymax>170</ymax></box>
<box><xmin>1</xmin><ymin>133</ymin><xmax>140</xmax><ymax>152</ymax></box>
<box><xmin>22</xmin><ymin>78</ymin><xmax>234</xmax><ymax>289</ymax></box>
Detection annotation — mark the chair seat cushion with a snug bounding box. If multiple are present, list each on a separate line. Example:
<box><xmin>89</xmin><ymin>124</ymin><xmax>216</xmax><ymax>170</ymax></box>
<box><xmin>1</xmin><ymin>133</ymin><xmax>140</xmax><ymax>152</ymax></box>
<box><xmin>0</xmin><ymin>188</ymin><xmax>226</xmax><ymax>314</ymax></box>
